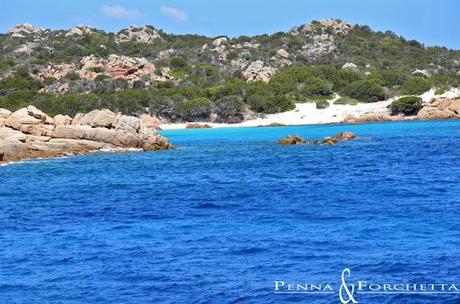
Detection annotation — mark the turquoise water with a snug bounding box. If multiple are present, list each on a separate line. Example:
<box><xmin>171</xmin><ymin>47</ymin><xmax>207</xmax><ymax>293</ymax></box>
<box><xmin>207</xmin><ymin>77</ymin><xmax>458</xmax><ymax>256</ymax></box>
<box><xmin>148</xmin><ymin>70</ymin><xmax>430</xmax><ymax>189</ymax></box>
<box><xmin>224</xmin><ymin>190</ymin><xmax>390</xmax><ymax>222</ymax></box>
<box><xmin>1</xmin><ymin>120</ymin><xmax>460</xmax><ymax>303</ymax></box>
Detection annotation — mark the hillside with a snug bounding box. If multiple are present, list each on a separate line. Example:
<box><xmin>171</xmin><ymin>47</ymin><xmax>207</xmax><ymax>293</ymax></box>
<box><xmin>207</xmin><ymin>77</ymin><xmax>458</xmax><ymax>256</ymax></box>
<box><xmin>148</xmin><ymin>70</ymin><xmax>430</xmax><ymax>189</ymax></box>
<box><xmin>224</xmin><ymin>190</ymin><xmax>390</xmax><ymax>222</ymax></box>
<box><xmin>0</xmin><ymin>19</ymin><xmax>459</xmax><ymax>123</ymax></box>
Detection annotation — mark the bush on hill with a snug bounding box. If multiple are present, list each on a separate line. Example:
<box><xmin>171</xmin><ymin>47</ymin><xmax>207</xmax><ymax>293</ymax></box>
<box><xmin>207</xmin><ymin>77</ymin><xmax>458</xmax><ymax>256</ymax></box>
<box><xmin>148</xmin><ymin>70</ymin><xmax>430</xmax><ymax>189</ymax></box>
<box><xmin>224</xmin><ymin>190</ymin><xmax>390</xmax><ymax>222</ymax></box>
<box><xmin>178</xmin><ymin>97</ymin><xmax>213</xmax><ymax>121</ymax></box>
<box><xmin>342</xmin><ymin>78</ymin><xmax>386</xmax><ymax>102</ymax></box>
<box><xmin>399</xmin><ymin>77</ymin><xmax>431</xmax><ymax>95</ymax></box>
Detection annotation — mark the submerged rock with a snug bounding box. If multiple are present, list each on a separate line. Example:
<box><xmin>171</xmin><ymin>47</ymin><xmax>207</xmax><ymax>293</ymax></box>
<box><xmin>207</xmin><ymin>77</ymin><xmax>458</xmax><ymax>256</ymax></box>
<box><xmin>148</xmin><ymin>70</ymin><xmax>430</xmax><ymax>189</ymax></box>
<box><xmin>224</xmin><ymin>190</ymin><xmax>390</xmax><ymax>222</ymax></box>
<box><xmin>322</xmin><ymin>137</ymin><xmax>337</xmax><ymax>145</ymax></box>
<box><xmin>278</xmin><ymin>132</ymin><xmax>357</xmax><ymax>146</ymax></box>
<box><xmin>277</xmin><ymin>135</ymin><xmax>306</xmax><ymax>145</ymax></box>
<box><xmin>322</xmin><ymin>132</ymin><xmax>356</xmax><ymax>145</ymax></box>
<box><xmin>334</xmin><ymin>131</ymin><xmax>356</xmax><ymax>141</ymax></box>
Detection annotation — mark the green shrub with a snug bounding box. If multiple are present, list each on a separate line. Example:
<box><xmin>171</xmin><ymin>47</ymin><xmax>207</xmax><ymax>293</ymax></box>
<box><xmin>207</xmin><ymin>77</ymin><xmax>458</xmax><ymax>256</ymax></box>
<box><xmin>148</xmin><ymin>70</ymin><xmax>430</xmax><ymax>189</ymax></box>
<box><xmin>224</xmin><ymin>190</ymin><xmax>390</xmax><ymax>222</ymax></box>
<box><xmin>378</xmin><ymin>69</ymin><xmax>409</xmax><ymax>87</ymax></box>
<box><xmin>264</xmin><ymin>95</ymin><xmax>295</xmax><ymax>114</ymax></box>
<box><xmin>213</xmin><ymin>95</ymin><xmax>245</xmax><ymax>122</ymax></box>
<box><xmin>246</xmin><ymin>94</ymin><xmax>267</xmax><ymax>112</ymax></box>
<box><xmin>43</xmin><ymin>77</ymin><xmax>57</xmax><ymax>85</ymax></box>
<box><xmin>390</xmin><ymin>96</ymin><xmax>422</xmax><ymax>115</ymax></box>
<box><xmin>178</xmin><ymin>97</ymin><xmax>213</xmax><ymax>121</ymax></box>
<box><xmin>315</xmin><ymin>99</ymin><xmax>329</xmax><ymax>109</ymax></box>
<box><xmin>334</xmin><ymin>97</ymin><xmax>359</xmax><ymax>105</ymax></box>
<box><xmin>89</xmin><ymin>66</ymin><xmax>104</xmax><ymax>73</ymax></box>
<box><xmin>0</xmin><ymin>58</ymin><xmax>15</xmax><ymax>70</ymax></box>
<box><xmin>0</xmin><ymin>76</ymin><xmax>41</xmax><ymax>94</ymax></box>
<box><xmin>95</xmin><ymin>74</ymin><xmax>110</xmax><ymax>81</ymax></box>
<box><xmin>399</xmin><ymin>77</ymin><xmax>431</xmax><ymax>95</ymax></box>
<box><xmin>343</xmin><ymin>79</ymin><xmax>386</xmax><ymax>102</ymax></box>
<box><xmin>65</xmin><ymin>72</ymin><xmax>80</xmax><ymax>81</ymax></box>
<box><xmin>170</xmin><ymin>56</ymin><xmax>188</xmax><ymax>68</ymax></box>
<box><xmin>434</xmin><ymin>86</ymin><xmax>448</xmax><ymax>95</ymax></box>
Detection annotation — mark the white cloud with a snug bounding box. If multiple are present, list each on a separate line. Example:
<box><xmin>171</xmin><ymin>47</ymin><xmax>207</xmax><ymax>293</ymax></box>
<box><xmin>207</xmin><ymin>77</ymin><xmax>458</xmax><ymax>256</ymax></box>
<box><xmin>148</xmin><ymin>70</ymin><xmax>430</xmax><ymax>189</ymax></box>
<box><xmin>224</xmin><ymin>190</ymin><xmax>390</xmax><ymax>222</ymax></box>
<box><xmin>101</xmin><ymin>5</ymin><xmax>143</xmax><ymax>19</ymax></box>
<box><xmin>160</xmin><ymin>6</ymin><xmax>188</xmax><ymax>22</ymax></box>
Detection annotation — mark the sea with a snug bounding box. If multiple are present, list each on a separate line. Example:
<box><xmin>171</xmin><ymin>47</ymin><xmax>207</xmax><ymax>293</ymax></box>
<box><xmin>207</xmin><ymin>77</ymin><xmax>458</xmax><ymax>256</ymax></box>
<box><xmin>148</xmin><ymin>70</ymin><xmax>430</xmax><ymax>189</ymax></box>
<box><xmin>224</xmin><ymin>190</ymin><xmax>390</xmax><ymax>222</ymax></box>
<box><xmin>1</xmin><ymin>120</ymin><xmax>459</xmax><ymax>303</ymax></box>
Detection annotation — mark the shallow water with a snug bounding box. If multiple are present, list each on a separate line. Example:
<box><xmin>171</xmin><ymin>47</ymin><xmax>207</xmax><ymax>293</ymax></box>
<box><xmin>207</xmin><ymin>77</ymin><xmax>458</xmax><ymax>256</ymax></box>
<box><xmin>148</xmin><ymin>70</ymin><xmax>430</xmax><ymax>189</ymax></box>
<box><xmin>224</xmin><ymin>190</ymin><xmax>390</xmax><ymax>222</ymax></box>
<box><xmin>1</xmin><ymin>120</ymin><xmax>460</xmax><ymax>303</ymax></box>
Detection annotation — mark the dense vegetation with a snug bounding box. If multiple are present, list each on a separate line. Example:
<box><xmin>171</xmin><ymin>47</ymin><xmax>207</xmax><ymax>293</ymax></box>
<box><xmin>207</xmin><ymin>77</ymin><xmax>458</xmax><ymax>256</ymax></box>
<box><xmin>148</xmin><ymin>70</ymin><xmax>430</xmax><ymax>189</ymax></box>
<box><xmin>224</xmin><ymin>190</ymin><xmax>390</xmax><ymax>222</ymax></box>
<box><xmin>1</xmin><ymin>20</ymin><xmax>460</xmax><ymax>122</ymax></box>
<box><xmin>390</xmin><ymin>96</ymin><xmax>423</xmax><ymax>115</ymax></box>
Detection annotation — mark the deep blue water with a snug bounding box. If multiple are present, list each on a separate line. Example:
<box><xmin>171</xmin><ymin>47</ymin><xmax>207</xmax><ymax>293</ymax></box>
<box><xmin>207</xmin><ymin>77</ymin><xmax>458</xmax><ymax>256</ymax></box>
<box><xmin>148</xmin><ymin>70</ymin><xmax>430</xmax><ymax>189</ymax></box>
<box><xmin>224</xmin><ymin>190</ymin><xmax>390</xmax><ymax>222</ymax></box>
<box><xmin>1</xmin><ymin>120</ymin><xmax>460</xmax><ymax>304</ymax></box>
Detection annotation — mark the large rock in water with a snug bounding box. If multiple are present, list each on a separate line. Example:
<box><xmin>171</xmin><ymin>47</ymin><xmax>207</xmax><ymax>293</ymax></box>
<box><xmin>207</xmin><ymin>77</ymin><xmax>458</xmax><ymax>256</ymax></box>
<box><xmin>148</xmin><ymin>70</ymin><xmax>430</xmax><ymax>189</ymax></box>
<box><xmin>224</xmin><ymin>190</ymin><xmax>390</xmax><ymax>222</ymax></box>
<box><xmin>0</xmin><ymin>106</ymin><xmax>174</xmax><ymax>163</ymax></box>
<box><xmin>277</xmin><ymin>135</ymin><xmax>306</xmax><ymax>145</ymax></box>
<box><xmin>334</xmin><ymin>132</ymin><xmax>356</xmax><ymax>141</ymax></box>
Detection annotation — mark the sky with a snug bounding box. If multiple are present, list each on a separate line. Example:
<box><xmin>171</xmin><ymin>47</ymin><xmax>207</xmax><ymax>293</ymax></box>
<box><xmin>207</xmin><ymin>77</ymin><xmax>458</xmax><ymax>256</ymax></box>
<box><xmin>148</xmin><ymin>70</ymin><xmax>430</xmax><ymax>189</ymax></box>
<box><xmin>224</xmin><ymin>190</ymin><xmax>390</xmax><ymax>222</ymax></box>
<box><xmin>1</xmin><ymin>0</ymin><xmax>459</xmax><ymax>49</ymax></box>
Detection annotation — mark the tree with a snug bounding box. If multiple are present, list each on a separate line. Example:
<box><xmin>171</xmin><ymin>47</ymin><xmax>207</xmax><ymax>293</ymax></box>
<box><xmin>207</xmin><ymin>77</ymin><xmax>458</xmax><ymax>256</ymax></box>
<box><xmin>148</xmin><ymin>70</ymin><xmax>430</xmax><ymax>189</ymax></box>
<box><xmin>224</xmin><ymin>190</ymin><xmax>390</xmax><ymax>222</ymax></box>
<box><xmin>343</xmin><ymin>79</ymin><xmax>386</xmax><ymax>102</ymax></box>
<box><xmin>399</xmin><ymin>77</ymin><xmax>431</xmax><ymax>95</ymax></box>
<box><xmin>390</xmin><ymin>96</ymin><xmax>422</xmax><ymax>115</ymax></box>
<box><xmin>213</xmin><ymin>95</ymin><xmax>245</xmax><ymax>123</ymax></box>
<box><xmin>170</xmin><ymin>56</ymin><xmax>188</xmax><ymax>68</ymax></box>
<box><xmin>178</xmin><ymin>97</ymin><xmax>213</xmax><ymax>121</ymax></box>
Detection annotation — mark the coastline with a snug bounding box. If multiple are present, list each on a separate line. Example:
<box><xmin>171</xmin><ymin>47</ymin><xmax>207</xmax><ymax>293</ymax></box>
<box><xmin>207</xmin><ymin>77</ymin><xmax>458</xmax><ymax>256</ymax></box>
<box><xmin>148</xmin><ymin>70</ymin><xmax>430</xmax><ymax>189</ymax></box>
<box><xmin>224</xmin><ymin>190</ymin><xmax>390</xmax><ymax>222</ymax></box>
<box><xmin>160</xmin><ymin>89</ymin><xmax>460</xmax><ymax>130</ymax></box>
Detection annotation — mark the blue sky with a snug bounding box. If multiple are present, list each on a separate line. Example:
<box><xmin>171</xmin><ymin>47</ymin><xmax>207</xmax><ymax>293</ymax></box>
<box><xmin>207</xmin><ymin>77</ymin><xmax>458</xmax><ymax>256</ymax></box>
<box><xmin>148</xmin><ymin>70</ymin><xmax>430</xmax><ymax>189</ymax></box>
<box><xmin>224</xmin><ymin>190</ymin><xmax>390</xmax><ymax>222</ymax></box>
<box><xmin>1</xmin><ymin>0</ymin><xmax>459</xmax><ymax>49</ymax></box>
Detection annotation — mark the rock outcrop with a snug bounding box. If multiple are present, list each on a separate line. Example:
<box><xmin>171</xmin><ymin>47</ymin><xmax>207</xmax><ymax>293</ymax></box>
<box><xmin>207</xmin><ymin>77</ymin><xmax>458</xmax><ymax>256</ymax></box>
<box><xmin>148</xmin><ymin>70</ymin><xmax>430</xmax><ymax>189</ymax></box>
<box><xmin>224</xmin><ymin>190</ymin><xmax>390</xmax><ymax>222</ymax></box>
<box><xmin>31</xmin><ymin>54</ymin><xmax>170</xmax><ymax>83</ymax></box>
<box><xmin>322</xmin><ymin>136</ymin><xmax>337</xmax><ymax>145</ymax></box>
<box><xmin>243</xmin><ymin>60</ymin><xmax>277</xmax><ymax>82</ymax></box>
<box><xmin>334</xmin><ymin>131</ymin><xmax>356</xmax><ymax>141</ymax></box>
<box><xmin>9</xmin><ymin>23</ymin><xmax>44</xmax><ymax>37</ymax></box>
<box><xmin>300</xmin><ymin>34</ymin><xmax>337</xmax><ymax>60</ymax></box>
<box><xmin>343</xmin><ymin>112</ymin><xmax>394</xmax><ymax>124</ymax></box>
<box><xmin>322</xmin><ymin>132</ymin><xmax>357</xmax><ymax>145</ymax></box>
<box><xmin>291</xmin><ymin>19</ymin><xmax>352</xmax><ymax>36</ymax></box>
<box><xmin>115</xmin><ymin>25</ymin><xmax>161</xmax><ymax>44</ymax></box>
<box><xmin>5</xmin><ymin>106</ymin><xmax>55</xmax><ymax>136</ymax></box>
<box><xmin>276</xmin><ymin>49</ymin><xmax>290</xmax><ymax>59</ymax></box>
<box><xmin>38</xmin><ymin>63</ymin><xmax>76</xmax><ymax>80</ymax></box>
<box><xmin>0</xmin><ymin>106</ymin><xmax>173</xmax><ymax>163</ymax></box>
<box><xmin>278</xmin><ymin>132</ymin><xmax>356</xmax><ymax>146</ymax></box>
<box><xmin>211</xmin><ymin>37</ymin><xmax>228</xmax><ymax>47</ymax></box>
<box><xmin>342</xmin><ymin>63</ymin><xmax>359</xmax><ymax>71</ymax></box>
<box><xmin>277</xmin><ymin>135</ymin><xmax>306</xmax><ymax>145</ymax></box>
<box><xmin>78</xmin><ymin>54</ymin><xmax>167</xmax><ymax>82</ymax></box>
<box><xmin>290</xmin><ymin>19</ymin><xmax>352</xmax><ymax>61</ymax></box>
<box><xmin>417</xmin><ymin>98</ymin><xmax>460</xmax><ymax>119</ymax></box>
<box><xmin>66</xmin><ymin>25</ymin><xmax>96</xmax><ymax>37</ymax></box>
<box><xmin>0</xmin><ymin>109</ymin><xmax>12</xmax><ymax>127</ymax></box>
<box><xmin>342</xmin><ymin>98</ymin><xmax>460</xmax><ymax>124</ymax></box>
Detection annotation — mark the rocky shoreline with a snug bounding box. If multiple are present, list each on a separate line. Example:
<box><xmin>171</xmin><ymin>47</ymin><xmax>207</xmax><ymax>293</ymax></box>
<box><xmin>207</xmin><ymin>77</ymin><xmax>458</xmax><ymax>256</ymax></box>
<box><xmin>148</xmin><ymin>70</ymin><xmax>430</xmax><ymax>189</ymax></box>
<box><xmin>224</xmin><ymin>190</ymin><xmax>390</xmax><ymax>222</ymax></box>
<box><xmin>343</xmin><ymin>98</ymin><xmax>460</xmax><ymax>124</ymax></box>
<box><xmin>0</xmin><ymin>106</ymin><xmax>174</xmax><ymax>164</ymax></box>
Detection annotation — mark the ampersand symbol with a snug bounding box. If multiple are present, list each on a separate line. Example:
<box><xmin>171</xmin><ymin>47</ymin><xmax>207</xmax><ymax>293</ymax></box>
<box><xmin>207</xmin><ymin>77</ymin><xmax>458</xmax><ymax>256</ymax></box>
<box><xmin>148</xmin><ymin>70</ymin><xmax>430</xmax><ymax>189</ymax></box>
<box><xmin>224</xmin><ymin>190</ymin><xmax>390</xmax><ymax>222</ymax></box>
<box><xmin>339</xmin><ymin>268</ymin><xmax>358</xmax><ymax>304</ymax></box>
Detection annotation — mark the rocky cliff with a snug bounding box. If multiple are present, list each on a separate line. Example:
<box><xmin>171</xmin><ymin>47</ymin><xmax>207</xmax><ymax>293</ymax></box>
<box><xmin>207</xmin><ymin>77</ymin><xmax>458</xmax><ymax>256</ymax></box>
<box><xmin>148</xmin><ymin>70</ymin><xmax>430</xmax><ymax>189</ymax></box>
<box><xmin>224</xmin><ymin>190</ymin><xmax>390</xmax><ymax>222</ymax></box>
<box><xmin>0</xmin><ymin>106</ymin><xmax>173</xmax><ymax>163</ymax></box>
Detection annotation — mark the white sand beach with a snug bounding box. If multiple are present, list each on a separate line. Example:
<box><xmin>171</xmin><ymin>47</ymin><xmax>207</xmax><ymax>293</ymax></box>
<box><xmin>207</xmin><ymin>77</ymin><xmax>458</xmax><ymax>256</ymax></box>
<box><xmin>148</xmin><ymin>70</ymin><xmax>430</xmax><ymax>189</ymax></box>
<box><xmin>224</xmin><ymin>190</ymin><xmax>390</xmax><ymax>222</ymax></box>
<box><xmin>160</xmin><ymin>88</ymin><xmax>460</xmax><ymax>130</ymax></box>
